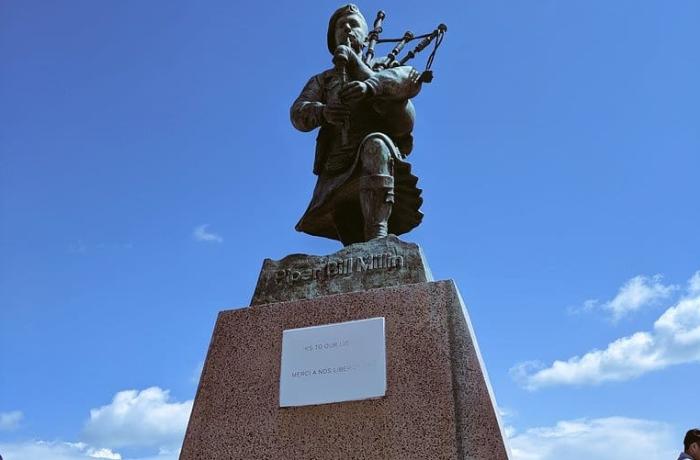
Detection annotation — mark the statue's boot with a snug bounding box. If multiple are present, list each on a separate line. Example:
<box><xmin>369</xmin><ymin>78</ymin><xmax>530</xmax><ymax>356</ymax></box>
<box><xmin>360</xmin><ymin>174</ymin><xmax>394</xmax><ymax>240</ymax></box>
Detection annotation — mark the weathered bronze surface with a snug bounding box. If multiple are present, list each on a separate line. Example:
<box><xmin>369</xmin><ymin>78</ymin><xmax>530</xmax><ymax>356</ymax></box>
<box><xmin>251</xmin><ymin>235</ymin><xmax>433</xmax><ymax>305</ymax></box>
<box><xmin>291</xmin><ymin>4</ymin><xmax>432</xmax><ymax>246</ymax></box>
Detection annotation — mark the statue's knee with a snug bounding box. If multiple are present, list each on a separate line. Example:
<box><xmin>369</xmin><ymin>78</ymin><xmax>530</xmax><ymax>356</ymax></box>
<box><xmin>360</xmin><ymin>137</ymin><xmax>391</xmax><ymax>174</ymax></box>
<box><xmin>362</xmin><ymin>137</ymin><xmax>390</xmax><ymax>157</ymax></box>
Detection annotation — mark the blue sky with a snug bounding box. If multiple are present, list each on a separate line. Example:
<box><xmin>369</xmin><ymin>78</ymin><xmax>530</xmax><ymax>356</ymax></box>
<box><xmin>1</xmin><ymin>1</ymin><xmax>698</xmax><ymax>459</ymax></box>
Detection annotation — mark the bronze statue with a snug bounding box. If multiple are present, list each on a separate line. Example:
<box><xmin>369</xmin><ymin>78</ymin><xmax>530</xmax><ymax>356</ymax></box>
<box><xmin>291</xmin><ymin>4</ymin><xmax>445</xmax><ymax>246</ymax></box>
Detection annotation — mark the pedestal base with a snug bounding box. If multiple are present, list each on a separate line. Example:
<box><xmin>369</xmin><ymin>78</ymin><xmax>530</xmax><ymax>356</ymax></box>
<box><xmin>181</xmin><ymin>280</ymin><xmax>510</xmax><ymax>459</ymax></box>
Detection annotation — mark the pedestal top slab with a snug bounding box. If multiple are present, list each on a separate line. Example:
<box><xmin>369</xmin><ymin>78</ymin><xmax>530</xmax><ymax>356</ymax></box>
<box><xmin>250</xmin><ymin>235</ymin><xmax>433</xmax><ymax>305</ymax></box>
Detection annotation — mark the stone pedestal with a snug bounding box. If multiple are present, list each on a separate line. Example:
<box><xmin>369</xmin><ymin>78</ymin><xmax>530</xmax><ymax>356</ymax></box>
<box><xmin>180</xmin><ymin>239</ymin><xmax>510</xmax><ymax>459</ymax></box>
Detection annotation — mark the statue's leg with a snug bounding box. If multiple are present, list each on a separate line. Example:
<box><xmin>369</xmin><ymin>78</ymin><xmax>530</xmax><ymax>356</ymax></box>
<box><xmin>358</xmin><ymin>136</ymin><xmax>395</xmax><ymax>240</ymax></box>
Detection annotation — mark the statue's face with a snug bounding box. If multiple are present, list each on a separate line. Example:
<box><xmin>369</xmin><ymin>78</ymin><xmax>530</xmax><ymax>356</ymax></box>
<box><xmin>334</xmin><ymin>13</ymin><xmax>366</xmax><ymax>52</ymax></box>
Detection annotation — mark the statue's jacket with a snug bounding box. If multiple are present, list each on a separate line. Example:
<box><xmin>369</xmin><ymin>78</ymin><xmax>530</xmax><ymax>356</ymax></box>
<box><xmin>290</xmin><ymin>64</ymin><xmax>424</xmax><ymax>241</ymax></box>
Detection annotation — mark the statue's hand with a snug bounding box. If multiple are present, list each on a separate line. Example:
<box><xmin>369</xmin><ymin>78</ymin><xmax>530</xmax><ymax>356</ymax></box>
<box><xmin>333</xmin><ymin>45</ymin><xmax>353</xmax><ymax>68</ymax></box>
<box><xmin>340</xmin><ymin>81</ymin><xmax>370</xmax><ymax>102</ymax></box>
<box><xmin>322</xmin><ymin>102</ymin><xmax>350</xmax><ymax>126</ymax></box>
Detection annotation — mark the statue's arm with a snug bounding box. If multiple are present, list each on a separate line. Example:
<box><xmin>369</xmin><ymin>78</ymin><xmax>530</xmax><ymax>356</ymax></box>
<box><xmin>364</xmin><ymin>66</ymin><xmax>422</xmax><ymax>101</ymax></box>
<box><xmin>290</xmin><ymin>75</ymin><xmax>325</xmax><ymax>132</ymax></box>
<box><xmin>360</xmin><ymin>66</ymin><xmax>421</xmax><ymax>140</ymax></box>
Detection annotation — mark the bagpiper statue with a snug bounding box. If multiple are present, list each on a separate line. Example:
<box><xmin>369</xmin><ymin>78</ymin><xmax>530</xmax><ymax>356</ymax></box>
<box><xmin>291</xmin><ymin>4</ymin><xmax>446</xmax><ymax>245</ymax></box>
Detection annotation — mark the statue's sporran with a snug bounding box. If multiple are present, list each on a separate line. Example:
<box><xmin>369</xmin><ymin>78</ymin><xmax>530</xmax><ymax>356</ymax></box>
<box><xmin>291</xmin><ymin>4</ymin><xmax>446</xmax><ymax>245</ymax></box>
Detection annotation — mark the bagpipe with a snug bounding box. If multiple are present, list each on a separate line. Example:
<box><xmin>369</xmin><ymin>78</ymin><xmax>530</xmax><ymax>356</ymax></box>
<box><xmin>363</xmin><ymin>10</ymin><xmax>447</xmax><ymax>83</ymax></box>
<box><xmin>332</xmin><ymin>10</ymin><xmax>447</xmax><ymax>146</ymax></box>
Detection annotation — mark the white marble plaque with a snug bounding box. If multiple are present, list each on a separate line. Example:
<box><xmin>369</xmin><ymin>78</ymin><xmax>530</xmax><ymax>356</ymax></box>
<box><xmin>279</xmin><ymin>317</ymin><xmax>386</xmax><ymax>407</ymax></box>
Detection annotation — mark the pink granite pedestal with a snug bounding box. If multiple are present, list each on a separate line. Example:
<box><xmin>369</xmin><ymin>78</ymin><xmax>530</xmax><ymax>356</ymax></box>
<box><xmin>180</xmin><ymin>280</ymin><xmax>511</xmax><ymax>460</ymax></box>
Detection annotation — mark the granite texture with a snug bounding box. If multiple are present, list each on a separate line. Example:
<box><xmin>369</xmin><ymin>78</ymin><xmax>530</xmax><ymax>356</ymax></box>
<box><xmin>182</xmin><ymin>280</ymin><xmax>511</xmax><ymax>460</ymax></box>
<box><xmin>250</xmin><ymin>235</ymin><xmax>433</xmax><ymax>305</ymax></box>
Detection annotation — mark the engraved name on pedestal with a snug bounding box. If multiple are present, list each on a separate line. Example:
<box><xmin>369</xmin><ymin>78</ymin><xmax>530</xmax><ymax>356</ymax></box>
<box><xmin>279</xmin><ymin>317</ymin><xmax>386</xmax><ymax>407</ymax></box>
<box><xmin>274</xmin><ymin>252</ymin><xmax>405</xmax><ymax>285</ymax></box>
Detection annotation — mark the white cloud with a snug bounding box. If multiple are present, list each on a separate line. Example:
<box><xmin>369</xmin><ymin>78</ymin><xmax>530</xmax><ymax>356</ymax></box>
<box><xmin>0</xmin><ymin>387</ymin><xmax>188</xmax><ymax>460</ymax></box>
<box><xmin>192</xmin><ymin>224</ymin><xmax>223</xmax><ymax>243</ymax></box>
<box><xmin>497</xmin><ymin>406</ymin><xmax>517</xmax><ymax>438</ymax></box>
<box><xmin>508</xmin><ymin>417</ymin><xmax>677</xmax><ymax>460</ymax></box>
<box><xmin>89</xmin><ymin>447</ymin><xmax>122</xmax><ymax>459</ymax></box>
<box><xmin>0</xmin><ymin>441</ymin><xmax>124</xmax><ymax>460</ymax></box>
<box><xmin>0</xmin><ymin>441</ymin><xmax>180</xmax><ymax>460</ymax></box>
<box><xmin>0</xmin><ymin>410</ymin><xmax>23</xmax><ymax>430</ymax></box>
<box><xmin>582</xmin><ymin>274</ymin><xmax>677</xmax><ymax>321</ymax></box>
<box><xmin>83</xmin><ymin>387</ymin><xmax>192</xmax><ymax>450</ymax></box>
<box><xmin>498</xmin><ymin>406</ymin><xmax>515</xmax><ymax>419</ymax></box>
<box><xmin>69</xmin><ymin>240</ymin><xmax>88</xmax><ymax>254</ymax></box>
<box><xmin>513</xmin><ymin>271</ymin><xmax>700</xmax><ymax>389</ymax></box>
<box><xmin>689</xmin><ymin>271</ymin><xmax>700</xmax><ymax>295</ymax></box>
